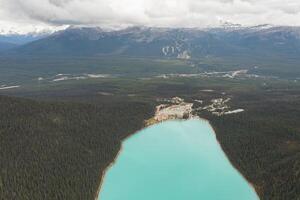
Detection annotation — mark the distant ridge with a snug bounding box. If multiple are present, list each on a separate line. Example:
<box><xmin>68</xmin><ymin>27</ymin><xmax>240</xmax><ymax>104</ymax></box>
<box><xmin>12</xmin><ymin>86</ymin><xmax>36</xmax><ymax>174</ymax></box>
<box><xmin>0</xmin><ymin>41</ymin><xmax>18</xmax><ymax>51</ymax></box>
<box><xmin>6</xmin><ymin>25</ymin><xmax>300</xmax><ymax>58</ymax></box>
<box><xmin>0</xmin><ymin>25</ymin><xmax>68</xmax><ymax>45</ymax></box>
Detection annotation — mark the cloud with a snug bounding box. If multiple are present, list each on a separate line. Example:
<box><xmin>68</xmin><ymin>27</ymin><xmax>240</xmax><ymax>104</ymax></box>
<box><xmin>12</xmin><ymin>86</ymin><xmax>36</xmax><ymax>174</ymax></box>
<box><xmin>1</xmin><ymin>0</ymin><xmax>300</xmax><ymax>30</ymax></box>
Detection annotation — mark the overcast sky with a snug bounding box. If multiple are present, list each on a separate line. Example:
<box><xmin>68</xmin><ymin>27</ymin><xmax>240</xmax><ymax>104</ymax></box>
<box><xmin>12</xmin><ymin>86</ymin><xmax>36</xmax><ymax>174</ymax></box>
<box><xmin>1</xmin><ymin>0</ymin><xmax>300</xmax><ymax>33</ymax></box>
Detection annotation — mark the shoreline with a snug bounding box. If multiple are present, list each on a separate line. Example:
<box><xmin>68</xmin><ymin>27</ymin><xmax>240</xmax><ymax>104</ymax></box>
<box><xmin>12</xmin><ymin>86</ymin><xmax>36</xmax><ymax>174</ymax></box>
<box><xmin>202</xmin><ymin>118</ymin><xmax>260</xmax><ymax>199</ymax></box>
<box><xmin>94</xmin><ymin>117</ymin><xmax>260</xmax><ymax>200</ymax></box>
<box><xmin>94</xmin><ymin>124</ymin><xmax>148</xmax><ymax>200</ymax></box>
<box><xmin>94</xmin><ymin>145</ymin><xmax>123</xmax><ymax>200</ymax></box>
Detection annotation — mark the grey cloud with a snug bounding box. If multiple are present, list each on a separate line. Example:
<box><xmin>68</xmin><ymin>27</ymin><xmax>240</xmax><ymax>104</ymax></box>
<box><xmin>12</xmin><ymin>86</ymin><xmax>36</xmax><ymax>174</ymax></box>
<box><xmin>1</xmin><ymin>0</ymin><xmax>300</xmax><ymax>28</ymax></box>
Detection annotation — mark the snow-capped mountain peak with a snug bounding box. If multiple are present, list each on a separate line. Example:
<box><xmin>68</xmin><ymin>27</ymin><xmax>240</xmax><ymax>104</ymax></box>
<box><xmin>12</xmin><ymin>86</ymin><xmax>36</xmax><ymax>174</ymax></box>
<box><xmin>0</xmin><ymin>23</ymin><xmax>68</xmax><ymax>36</ymax></box>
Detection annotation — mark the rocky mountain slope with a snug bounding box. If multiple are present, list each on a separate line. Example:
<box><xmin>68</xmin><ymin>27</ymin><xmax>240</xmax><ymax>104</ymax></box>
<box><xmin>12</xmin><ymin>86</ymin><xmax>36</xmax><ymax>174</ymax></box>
<box><xmin>5</xmin><ymin>25</ymin><xmax>300</xmax><ymax>58</ymax></box>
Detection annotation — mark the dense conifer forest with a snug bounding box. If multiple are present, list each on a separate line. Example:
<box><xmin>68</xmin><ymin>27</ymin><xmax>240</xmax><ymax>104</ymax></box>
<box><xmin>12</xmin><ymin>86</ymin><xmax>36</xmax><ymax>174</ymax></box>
<box><xmin>0</xmin><ymin>95</ymin><xmax>153</xmax><ymax>200</ymax></box>
<box><xmin>0</xmin><ymin>57</ymin><xmax>299</xmax><ymax>200</ymax></box>
<box><xmin>201</xmin><ymin>92</ymin><xmax>300</xmax><ymax>200</ymax></box>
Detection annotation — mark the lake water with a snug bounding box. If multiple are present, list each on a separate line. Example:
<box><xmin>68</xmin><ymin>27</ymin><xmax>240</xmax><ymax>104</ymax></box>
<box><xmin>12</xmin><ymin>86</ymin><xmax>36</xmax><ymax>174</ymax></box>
<box><xmin>98</xmin><ymin>119</ymin><xmax>259</xmax><ymax>200</ymax></box>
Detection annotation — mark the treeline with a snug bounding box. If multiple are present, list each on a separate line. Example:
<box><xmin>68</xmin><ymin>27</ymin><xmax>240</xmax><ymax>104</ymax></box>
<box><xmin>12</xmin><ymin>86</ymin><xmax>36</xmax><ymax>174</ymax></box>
<box><xmin>201</xmin><ymin>93</ymin><xmax>300</xmax><ymax>200</ymax></box>
<box><xmin>0</xmin><ymin>95</ymin><xmax>153</xmax><ymax>200</ymax></box>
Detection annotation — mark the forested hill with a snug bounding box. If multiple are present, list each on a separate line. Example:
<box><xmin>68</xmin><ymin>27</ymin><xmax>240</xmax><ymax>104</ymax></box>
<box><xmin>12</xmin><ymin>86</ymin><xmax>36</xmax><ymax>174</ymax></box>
<box><xmin>0</xmin><ymin>95</ymin><xmax>153</xmax><ymax>200</ymax></box>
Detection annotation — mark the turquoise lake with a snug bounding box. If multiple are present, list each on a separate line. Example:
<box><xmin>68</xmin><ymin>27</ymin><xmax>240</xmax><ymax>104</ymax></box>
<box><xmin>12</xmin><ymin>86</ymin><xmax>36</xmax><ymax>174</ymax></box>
<box><xmin>98</xmin><ymin>119</ymin><xmax>259</xmax><ymax>200</ymax></box>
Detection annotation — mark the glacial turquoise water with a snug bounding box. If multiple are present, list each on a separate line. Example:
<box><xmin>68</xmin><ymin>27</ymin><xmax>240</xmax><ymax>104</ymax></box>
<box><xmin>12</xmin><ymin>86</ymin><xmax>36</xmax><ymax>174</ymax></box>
<box><xmin>98</xmin><ymin>119</ymin><xmax>259</xmax><ymax>200</ymax></box>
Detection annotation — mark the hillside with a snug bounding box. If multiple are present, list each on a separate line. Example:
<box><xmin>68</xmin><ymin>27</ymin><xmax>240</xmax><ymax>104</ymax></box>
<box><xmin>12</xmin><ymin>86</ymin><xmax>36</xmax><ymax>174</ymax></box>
<box><xmin>0</xmin><ymin>95</ymin><xmax>153</xmax><ymax>200</ymax></box>
<box><xmin>1</xmin><ymin>73</ymin><xmax>299</xmax><ymax>200</ymax></box>
<box><xmin>10</xmin><ymin>25</ymin><xmax>300</xmax><ymax>59</ymax></box>
<box><xmin>0</xmin><ymin>41</ymin><xmax>18</xmax><ymax>51</ymax></box>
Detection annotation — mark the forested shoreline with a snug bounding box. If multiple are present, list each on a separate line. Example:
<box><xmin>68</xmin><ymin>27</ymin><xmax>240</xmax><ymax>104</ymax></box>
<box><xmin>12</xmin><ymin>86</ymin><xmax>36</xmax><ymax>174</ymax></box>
<box><xmin>0</xmin><ymin>95</ymin><xmax>153</xmax><ymax>200</ymax></box>
<box><xmin>1</xmin><ymin>75</ymin><xmax>300</xmax><ymax>200</ymax></box>
<box><xmin>200</xmin><ymin>95</ymin><xmax>300</xmax><ymax>200</ymax></box>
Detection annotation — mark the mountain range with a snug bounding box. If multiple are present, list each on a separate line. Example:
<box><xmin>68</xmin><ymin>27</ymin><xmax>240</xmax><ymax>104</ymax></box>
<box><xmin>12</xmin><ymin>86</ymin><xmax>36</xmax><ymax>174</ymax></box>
<box><xmin>0</xmin><ymin>26</ymin><xmax>64</xmax><ymax>50</ymax></box>
<box><xmin>2</xmin><ymin>25</ymin><xmax>300</xmax><ymax>59</ymax></box>
<box><xmin>0</xmin><ymin>41</ymin><xmax>18</xmax><ymax>51</ymax></box>
<box><xmin>0</xmin><ymin>33</ymin><xmax>49</xmax><ymax>51</ymax></box>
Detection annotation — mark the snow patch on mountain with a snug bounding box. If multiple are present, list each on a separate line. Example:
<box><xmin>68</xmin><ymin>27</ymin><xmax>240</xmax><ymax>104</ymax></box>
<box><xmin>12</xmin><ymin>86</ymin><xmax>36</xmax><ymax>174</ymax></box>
<box><xmin>0</xmin><ymin>22</ymin><xmax>68</xmax><ymax>36</ymax></box>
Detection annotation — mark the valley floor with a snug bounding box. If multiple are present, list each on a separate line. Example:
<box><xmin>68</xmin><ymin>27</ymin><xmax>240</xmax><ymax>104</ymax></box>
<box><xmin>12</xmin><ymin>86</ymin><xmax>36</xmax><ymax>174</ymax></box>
<box><xmin>0</xmin><ymin>57</ymin><xmax>299</xmax><ymax>200</ymax></box>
